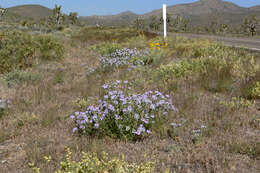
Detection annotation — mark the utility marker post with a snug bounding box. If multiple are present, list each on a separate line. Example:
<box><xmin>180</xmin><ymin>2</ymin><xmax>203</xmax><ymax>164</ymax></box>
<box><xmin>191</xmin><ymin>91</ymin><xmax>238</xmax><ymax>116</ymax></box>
<box><xmin>163</xmin><ymin>4</ymin><xmax>167</xmax><ymax>38</ymax></box>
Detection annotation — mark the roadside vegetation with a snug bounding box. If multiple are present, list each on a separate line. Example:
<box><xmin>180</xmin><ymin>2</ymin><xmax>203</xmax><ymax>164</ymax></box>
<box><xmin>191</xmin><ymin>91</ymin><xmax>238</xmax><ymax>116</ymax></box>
<box><xmin>0</xmin><ymin>23</ymin><xmax>259</xmax><ymax>173</ymax></box>
<box><xmin>134</xmin><ymin>14</ymin><xmax>260</xmax><ymax>37</ymax></box>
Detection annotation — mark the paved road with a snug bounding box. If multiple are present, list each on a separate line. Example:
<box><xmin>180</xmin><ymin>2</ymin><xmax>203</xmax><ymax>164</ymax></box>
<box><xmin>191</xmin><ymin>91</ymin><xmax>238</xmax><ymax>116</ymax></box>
<box><xmin>151</xmin><ymin>31</ymin><xmax>260</xmax><ymax>52</ymax></box>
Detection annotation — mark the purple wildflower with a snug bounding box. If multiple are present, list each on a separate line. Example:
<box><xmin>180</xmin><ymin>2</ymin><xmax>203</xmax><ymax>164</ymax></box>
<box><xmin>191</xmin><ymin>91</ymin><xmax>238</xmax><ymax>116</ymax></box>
<box><xmin>73</xmin><ymin>127</ymin><xmax>78</xmax><ymax>133</ymax></box>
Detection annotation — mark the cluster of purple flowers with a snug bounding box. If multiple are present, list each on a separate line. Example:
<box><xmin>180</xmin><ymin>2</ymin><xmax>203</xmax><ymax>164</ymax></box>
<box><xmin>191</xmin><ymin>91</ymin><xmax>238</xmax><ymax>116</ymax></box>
<box><xmin>100</xmin><ymin>48</ymin><xmax>150</xmax><ymax>68</ymax></box>
<box><xmin>70</xmin><ymin>80</ymin><xmax>177</xmax><ymax>140</ymax></box>
<box><xmin>85</xmin><ymin>48</ymin><xmax>151</xmax><ymax>75</ymax></box>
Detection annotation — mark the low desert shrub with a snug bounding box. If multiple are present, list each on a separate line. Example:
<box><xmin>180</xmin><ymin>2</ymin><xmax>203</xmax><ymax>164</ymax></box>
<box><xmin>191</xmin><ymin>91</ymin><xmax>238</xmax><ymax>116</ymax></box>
<box><xmin>213</xmin><ymin>94</ymin><xmax>255</xmax><ymax>111</ymax></box>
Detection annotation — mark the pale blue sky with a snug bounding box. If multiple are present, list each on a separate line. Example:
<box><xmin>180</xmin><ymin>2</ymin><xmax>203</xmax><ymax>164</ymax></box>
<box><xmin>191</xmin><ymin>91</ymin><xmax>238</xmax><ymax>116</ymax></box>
<box><xmin>1</xmin><ymin>0</ymin><xmax>260</xmax><ymax>16</ymax></box>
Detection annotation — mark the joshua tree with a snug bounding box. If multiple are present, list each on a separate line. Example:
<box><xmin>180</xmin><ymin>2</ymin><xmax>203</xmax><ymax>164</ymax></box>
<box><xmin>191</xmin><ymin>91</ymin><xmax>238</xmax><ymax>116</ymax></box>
<box><xmin>219</xmin><ymin>24</ymin><xmax>228</xmax><ymax>34</ymax></box>
<box><xmin>0</xmin><ymin>8</ymin><xmax>7</xmax><ymax>21</ymax></box>
<box><xmin>177</xmin><ymin>17</ymin><xmax>189</xmax><ymax>32</ymax></box>
<box><xmin>242</xmin><ymin>15</ymin><xmax>258</xmax><ymax>36</ymax></box>
<box><xmin>170</xmin><ymin>15</ymin><xmax>189</xmax><ymax>32</ymax></box>
<box><xmin>20</xmin><ymin>20</ymin><xmax>28</xmax><ymax>27</ymax></box>
<box><xmin>52</xmin><ymin>5</ymin><xmax>65</xmax><ymax>28</ymax></box>
<box><xmin>159</xmin><ymin>13</ymin><xmax>171</xmax><ymax>25</ymax></box>
<box><xmin>133</xmin><ymin>17</ymin><xmax>145</xmax><ymax>30</ymax></box>
<box><xmin>68</xmin><ymin>12</ymin><xmax>78</xmax><ymax>25</ymax></box>
<box><xmin>158</xmin><ymin>13</ymin><xmax>172</xmax><ymax>32</ymax></box>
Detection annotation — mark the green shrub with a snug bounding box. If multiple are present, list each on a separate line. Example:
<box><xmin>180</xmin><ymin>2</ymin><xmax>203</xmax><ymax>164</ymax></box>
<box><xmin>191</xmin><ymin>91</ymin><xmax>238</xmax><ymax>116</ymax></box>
<box><xmin>252</xmin><ymin>82</ymin><xmax>260</xmax><ymax>98</ymax></box>
<box><xmin>0</xmin><ymin>31</ymin><xmax>64</xmax><ymax>74</ymax></box>
<box><xmin>30</xmin><ymin>148</ymin><xmax>155</xmax><ymax>173</ymax></box>
<box><xmin>52</xmin><ymin>70</ymin><xmax>64</xmax><ymax>84</ymax></box>
<box><xmin>36</xmin><ymin>35</ymin><xmax>64</xmax><ymax>60</ymax></box>
<box><xmin>237</xmin><ymin>60</ymin><xmax>260</xmax><ymax>99</ymax></box>
<box><xmin>213</xmin><ymin>94</ymin><xmax>255</xmax><ymax>112</ymax></box>
<box><xmin>0</xmin><ymin>31</ymin><xmax>36</xmax><ymax>73</ymax></box>
<box><xmin>89</xmin><ymin>41</ymin><xmax>121</xmax><ymax>56</ymax></box>
<box><xmin>156</xmin><ymin>51</ymin><xmax>258</xmax><ymax>93</ymax></box>
<box><xmin>2</xmin><ymin>69</ymin><xmax>41</xmax><ymax>87</ymax></box>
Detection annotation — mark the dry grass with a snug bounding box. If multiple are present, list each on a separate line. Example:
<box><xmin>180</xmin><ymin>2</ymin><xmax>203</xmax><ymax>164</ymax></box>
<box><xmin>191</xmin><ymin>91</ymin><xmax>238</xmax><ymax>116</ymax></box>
<box><xmin>0</xmin><ymin>27</ymin><xmax>259</xmax><ymax>173</ymax></box>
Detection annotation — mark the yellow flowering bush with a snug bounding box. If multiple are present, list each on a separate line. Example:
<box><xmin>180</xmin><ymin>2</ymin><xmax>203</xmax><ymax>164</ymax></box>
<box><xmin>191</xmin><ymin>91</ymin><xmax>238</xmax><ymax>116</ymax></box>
<box><xmin>30</xmin><ymin>148</ymin><xmax>155</xmax><ymax>173</ymax></box>
<box><xmin>149</xmin><ymin>41</ymin><xmax>168</xmax><ymax>50</ymax></box>
<box><xmin>252</xmin><ymin>82</ymin><xmax>260</xmax><ymax>98</ymax></box>
<box><xmin>214</xmin><ymin>94</ymin><xmax>255</xmax><ymax>111</ymax></box>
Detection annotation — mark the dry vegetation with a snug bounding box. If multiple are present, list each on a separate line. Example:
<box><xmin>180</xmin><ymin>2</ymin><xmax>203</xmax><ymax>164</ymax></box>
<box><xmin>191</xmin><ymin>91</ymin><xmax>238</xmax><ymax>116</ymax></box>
<box><xmin>0</xmin><ymin>26</ymin><xmax>259</xmax><ymax>173</ymax></box>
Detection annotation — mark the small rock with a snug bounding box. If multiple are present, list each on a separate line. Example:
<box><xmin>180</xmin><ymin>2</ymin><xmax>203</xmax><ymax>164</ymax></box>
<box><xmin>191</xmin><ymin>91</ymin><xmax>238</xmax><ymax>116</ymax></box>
<box><xmin>170</xmin><ymin>122</ymin><xmax>182</xmax><ymax>128</ymax></box>
<box><xmin>192</xmin><ymin>129</ymin><xmax>201</xmax><ymax>134</ymax></box>
<box><xmin>0</xmin><ymin>99</ymin><xmax>11</xmax><ymax>109</ymax></box>
<box><xmin>1</xmin><ymin>160</ymin><xmax>7</xmax><ymax>164</ymax></box>
<box><xmin>200</xmin><ymin>125</ymin><xmax>206</xmax><ymax>129</ymax></box>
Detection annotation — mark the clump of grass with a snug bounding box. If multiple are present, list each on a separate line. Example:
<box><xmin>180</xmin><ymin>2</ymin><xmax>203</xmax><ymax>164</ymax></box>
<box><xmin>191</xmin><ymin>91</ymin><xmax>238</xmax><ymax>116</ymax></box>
<box><xmin>2</xmin><ymin>69</ymin><xmax>41</xmax><ymax>87</ymax></box>
<box><xmin>213</xmin><ymin>94</ymin><xmax>255</xmax><ymax>113</ymax></box>
<box><xmin>73</xmin><ymin>27</ymin><xmax>157</xmax><ymax>44</ymax></box>
<box><xmin>52</xmin><ymin>70</ymin><xmax>64</xmax><ymax>85</ymax></box>
<box><xmin>229</xmin><ymin>142</ymin><xmax>260</xmax><ymax>159</ymax></box>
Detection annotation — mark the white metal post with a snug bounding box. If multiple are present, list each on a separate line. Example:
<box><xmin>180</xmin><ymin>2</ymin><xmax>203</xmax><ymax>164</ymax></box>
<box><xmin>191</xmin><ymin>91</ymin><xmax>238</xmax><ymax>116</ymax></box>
<box><xmin>163</xmin><ymin>4</ymin><xmax>167</xmax><ymax>38</ymax></box>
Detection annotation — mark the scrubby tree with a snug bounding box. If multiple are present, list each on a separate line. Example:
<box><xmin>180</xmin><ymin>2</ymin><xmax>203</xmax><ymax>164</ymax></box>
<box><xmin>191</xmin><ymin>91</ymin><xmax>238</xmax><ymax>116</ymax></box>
<box><xmin>68</xmin><ymin>12</ymin><xmax>78</xmax><ymax>25</ymax></box>
<box><xmin>0</xmin><ymin>7</ymin><xmax>7</xmax><ymax>21</ymax></box>
<box><xmin>242</xmin><ymin>15</ymin><xmax>258</xmax><ymax>36</ymax></box>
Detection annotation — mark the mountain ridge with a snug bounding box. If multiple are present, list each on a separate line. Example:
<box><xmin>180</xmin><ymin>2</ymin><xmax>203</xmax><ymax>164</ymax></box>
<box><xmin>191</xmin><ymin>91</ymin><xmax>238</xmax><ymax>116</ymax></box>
<box><xmin>2</xmin><ymin>0</ymin><xmax>260</xmax><ymax>27</ymax></box>
<box><xmin>81</xmin><ymin>0</ymin><xmax>260</xmax><ymax>27</ymax></box>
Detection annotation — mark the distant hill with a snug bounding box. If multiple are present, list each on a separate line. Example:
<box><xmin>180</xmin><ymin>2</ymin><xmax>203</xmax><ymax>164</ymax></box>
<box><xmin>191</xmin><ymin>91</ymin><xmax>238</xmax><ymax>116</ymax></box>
<box><xmin>141</xmin><ymin>0</ymin><xmax>260</xmax><ymax>27</ymax></box>
<box><xmin>249</xmin><ymin>5</ymin><xmax>260</xmax><ymax>12</ymax></box>
<box><xmin>80</xmin><ymin>11</ymin><xmax>138</xmax><ymax>26</ymax></box>
<box><xmin>141</xmin><ymin>0</ymin><xmax>246</xmax><ymax>17</ymax></box>
<box><xmin>7</xmin><ymin>5</ymin><xmax>52</xmax><ymax>20</ymax></box>
<box><xmin>80</xmin><ymin>0</ymin><xmax>260</xmax><ymax>28</ymax></box>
